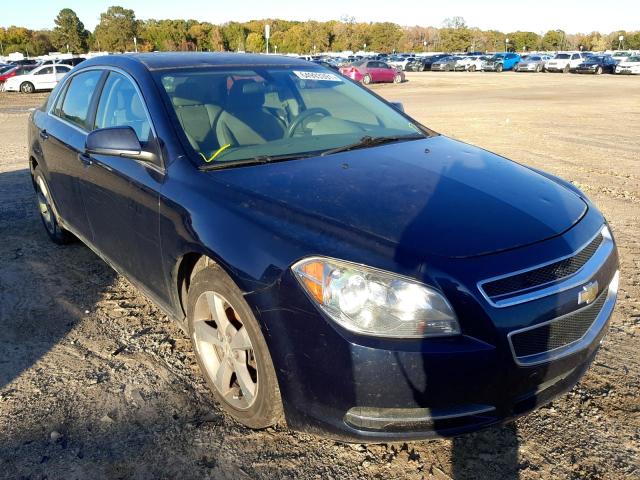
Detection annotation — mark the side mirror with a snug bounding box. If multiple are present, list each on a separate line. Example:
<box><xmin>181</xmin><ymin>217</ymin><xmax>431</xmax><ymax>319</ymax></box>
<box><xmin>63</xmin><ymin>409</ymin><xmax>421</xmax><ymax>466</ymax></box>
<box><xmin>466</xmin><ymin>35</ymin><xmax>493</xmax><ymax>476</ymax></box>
<box><xmin>86</xmin><ymin>126</ymin><xmax>156</xmax><ymax>162</ymax></box>
<box><xmin>390</xmin><ymin>102</ymin><xmax>405</xmax><ymax>112</ymax></box>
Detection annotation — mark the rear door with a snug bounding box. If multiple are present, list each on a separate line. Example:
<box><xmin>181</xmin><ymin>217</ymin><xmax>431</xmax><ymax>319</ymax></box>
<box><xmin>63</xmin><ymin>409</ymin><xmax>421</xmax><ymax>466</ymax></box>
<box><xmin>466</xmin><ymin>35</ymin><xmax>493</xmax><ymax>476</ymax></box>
<box><xmin>79</xmin><ymin>70</ymin><xmax>166</xmax><ymax>300</ymax></box>
<box><xmin>42</xmin><ymin>69</ymin><xmax>105</xmax><ymax>235</ymax></box>
<box><xmin>378</xmin><ymin>62</ymin><xmax>395</xmax><ymax>82</ymax></box>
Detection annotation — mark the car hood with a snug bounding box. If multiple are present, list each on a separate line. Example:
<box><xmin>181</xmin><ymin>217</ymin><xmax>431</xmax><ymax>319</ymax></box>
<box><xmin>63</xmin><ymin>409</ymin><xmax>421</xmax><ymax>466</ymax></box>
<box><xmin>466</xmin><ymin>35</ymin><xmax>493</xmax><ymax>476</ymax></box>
<box><xmin>209</xmin><ymin>136</ymin><xmax>587</xmax><ymax>259</ymax></box>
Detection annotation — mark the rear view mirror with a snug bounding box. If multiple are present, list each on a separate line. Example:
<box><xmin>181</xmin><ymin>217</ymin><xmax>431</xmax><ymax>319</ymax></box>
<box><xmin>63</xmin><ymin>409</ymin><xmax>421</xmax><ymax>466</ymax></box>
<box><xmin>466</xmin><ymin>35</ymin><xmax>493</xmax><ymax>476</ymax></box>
<box><xmin>390</xmin><ymin>102</ymin><xmax>405</xmax><ymax>112</ymax></box>
<box><xmin>86</xmin><ymin>126</ymin><xmax>156</xmax><ymax>162</ymax></box>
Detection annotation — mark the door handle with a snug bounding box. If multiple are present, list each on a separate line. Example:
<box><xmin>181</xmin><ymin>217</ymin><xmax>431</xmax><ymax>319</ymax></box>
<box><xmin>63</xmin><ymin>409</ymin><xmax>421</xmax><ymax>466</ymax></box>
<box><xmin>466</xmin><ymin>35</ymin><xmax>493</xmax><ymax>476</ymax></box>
<box><xmin>39</xmin><ymin>130</ymin><xmax>49</xmax><ymax>140</ymax></box>
<box><xmin>78</xmin><ymin>153</ymin><xmax>93</xmax><ymax>166</ymax></box>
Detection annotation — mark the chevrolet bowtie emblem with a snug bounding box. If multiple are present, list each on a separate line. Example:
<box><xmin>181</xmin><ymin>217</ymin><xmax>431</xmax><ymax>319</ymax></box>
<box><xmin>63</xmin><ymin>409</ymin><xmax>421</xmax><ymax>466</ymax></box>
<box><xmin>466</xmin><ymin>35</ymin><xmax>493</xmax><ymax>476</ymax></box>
<box><xmin>578</xmin><ymin>281</ymin><xmax>599</xmax><ymax>305</ymax></box>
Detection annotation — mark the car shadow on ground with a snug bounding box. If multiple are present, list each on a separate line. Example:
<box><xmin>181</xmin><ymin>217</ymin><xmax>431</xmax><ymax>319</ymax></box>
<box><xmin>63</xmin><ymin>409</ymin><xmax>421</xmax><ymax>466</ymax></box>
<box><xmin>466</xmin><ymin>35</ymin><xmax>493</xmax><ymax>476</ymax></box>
<box><xmin>0</xmin><ymin>168</ymin><xmax>117</xmax><ymax>390</ymax></box>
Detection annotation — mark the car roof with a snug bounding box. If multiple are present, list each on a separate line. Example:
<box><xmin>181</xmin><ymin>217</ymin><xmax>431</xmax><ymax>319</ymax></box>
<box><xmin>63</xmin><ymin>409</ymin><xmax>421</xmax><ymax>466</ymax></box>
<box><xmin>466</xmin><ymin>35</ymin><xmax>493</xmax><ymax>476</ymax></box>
<box><xmin>80</xmin><ymin>52</ymin><xmax>314</xmax><ymax>72</ymax></box>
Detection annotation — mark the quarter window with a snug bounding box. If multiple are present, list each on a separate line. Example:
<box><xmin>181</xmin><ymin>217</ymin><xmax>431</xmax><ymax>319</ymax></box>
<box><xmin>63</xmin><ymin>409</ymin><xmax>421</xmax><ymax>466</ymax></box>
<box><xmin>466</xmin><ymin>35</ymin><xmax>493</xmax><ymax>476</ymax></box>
<box><xmin>58</xmin><ymin>70</ymin><xmax>103</xmax><ymax>129</ymax></box>
<box><xmin>94</xmin><ymin>72</ymin><xmax>152</xmax><ymax>143</ymax></box>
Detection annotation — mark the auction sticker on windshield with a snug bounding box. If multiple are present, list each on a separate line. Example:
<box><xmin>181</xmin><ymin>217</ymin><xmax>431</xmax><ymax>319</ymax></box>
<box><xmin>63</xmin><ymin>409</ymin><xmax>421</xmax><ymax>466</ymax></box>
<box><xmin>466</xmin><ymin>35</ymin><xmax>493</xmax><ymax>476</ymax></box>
<box><xmin>293</xmin><ymin>70</ymin><xmax>342</xmax><ymax>82</ymax></box>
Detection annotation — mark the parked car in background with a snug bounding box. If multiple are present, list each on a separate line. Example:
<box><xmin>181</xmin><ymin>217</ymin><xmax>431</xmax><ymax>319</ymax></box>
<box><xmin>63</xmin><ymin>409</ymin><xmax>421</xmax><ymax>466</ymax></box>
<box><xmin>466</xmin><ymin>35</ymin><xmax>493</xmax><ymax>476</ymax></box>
<box><xmin>615</xmin><ymin>55</ymin><xmax>640</xmax><ymax>74</ymax></box>
<box><xmin>515</xmin><ymin>54</ymin><xmax>551</xmax><ymax>72</ymax></box>
<box><xmin>405</xmin><ymin>58</ymin><xmax>431</xmax><ymax>72</ymax></box>
<box><xmin>545</xmin><ymin>52</ymin><xmax>587</xmax><ymax>73</ymax></box>
<box><xmin>28</xmin><ymin>52</ymin><xmax>619</xmax><ymax>442</ymax></box>
<box><xmin>482</xmin><ymin>53</ymin><xmax>521</xmax><ymax>72</ymax></box>
<box><xmin>340</xmin><ymin>60</ymin><xmax>403</xmax><ymax>84</ymax></box>
<box><xmin>10</xmin><ymin>59</ymin><xmax>38</xmax><ymax>66</ymax></box>
<box><xmin>387</xmin><ymin>55</ymin><xmax>415</xmax><ymax>71</ymax></box>
<box><xmin>611</xmin><ymin>51</ymin><xmax>634</xmax><ymax>63</ymax></box>
<box><xmin>456</xmin><ymin>56</ymin><xmax>487</xmax><ymax>71</ymax></box>
<box><xmin>574</xmin><ymin>55</ymin><xmax>617</xmax><ymax>74</ymax></box>
<box><xmin>414</xmin><ymin>54</ymin><xmax>449</xmax><ymax>71</ymax></box>
<box><xmin>0</xmin><ymin>65</ymin><xmax>36</xmax><ymax>88</ymax></box>
<box><xmin>3</xmin><ymin>64</ymin><xmax>71</xmax><ymax>93</ymax></box>
<box><xmin>431</xmin><ymin>56</ymin><xmax>461</xmax><ymax>71</ymax></box>
<box><xmin>312</xmin><ymin>59</ymin><xmax>339</xmax><ymax>71</ymax></box>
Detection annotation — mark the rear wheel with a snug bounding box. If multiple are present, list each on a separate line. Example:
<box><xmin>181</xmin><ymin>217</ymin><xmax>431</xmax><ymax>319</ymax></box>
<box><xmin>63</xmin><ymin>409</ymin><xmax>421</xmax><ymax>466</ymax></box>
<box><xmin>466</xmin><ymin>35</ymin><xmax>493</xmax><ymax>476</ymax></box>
<box><xmin>362</xmin><ymin>74</ymin><xmax>372</xmax><ymax>85</ymax></box>
<box><xmin>421</xmin><ymin>64</ymin><xmax>426</xmax><ymax>72</ymax></box>
<box><xmin>563</xmin><ymin>64</ymin><xmax>570</xmax><ymax>73</ymax></box>
<box><xmin>393</xmin><ymin>73</ymin><xmax>402</xmax><ymax>83</ymax></box>
<box><xmin>187</xmin><ymin>264</ymin><xmax>283</xmax><ymax>429</ymax></box>
<box><xmin>32</xmin><ymin>166</ymin><xmax>75</xmax><ymax>244</ymax></box>
<box><xmin>512</xmin><ymin>63</ymin><xmax>519</xmax><ymax>71</ymax></box>
<box><xmin>20</xmin><ymin>82</ymin><xmax>34</xmax><ymax>94</ymax></box>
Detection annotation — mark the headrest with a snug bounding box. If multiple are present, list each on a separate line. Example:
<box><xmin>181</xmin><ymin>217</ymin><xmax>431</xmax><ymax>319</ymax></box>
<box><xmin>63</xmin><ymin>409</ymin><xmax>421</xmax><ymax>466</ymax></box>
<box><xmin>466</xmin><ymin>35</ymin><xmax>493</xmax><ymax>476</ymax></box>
<box><xmin>227</xmin><ymin>79</ymin><xmax>266</xmax><ymax>112</ymax></box>
<box><xmin>172</xmin><ymin>80</ymin><xmax>208</xmax><ymax>107</ymax></box>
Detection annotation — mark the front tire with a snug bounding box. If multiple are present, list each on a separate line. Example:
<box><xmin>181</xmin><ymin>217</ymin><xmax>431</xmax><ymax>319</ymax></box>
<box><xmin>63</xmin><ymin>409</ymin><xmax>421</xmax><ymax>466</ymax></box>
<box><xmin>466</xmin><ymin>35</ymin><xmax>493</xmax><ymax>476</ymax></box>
<box><xmin>563</xmin><ymin>64</ymin><xmax>570</xmax><ymax>73</ymax></box>
<box><xmin>595</xmin><ymin>66</ymin><xmax>603</xmax><ymax>75</ymax></box>
<box><xmin>535</xmin><ymin>64</ymin><xmax>541</xmax><ymax>73</ymax></box>
<box><xmin>496</xmin><ymin>64</ymin><xmax>503</xmax><ymax>73</ymax></box>
<box><xmin>187</xmin><ymin>264</ymin><xmax>283</xmax><ymax>429</ymax></box>
<box><xmin>32</xmin><ymin>166</ymin><xmax>75</xmax><ymax>244</ymax></box>
<box><xmin>469</xmin><ymin>65</ymin><xmax>476</xmax><ymax>72</ymax></box>
<box><xmin>20</xmin><ymin>82</ymin><xmax>34</xmax><ymax>94</ymax></box>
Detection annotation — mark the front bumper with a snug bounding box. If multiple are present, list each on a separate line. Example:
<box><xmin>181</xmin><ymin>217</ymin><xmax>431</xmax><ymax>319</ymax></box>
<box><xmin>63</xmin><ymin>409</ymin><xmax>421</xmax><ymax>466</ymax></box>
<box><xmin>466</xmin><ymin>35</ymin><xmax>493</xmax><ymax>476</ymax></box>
<box><xmin>516</xmin><ymin>64</ymin><xmax>540</xmax><ymax>71</ymax></box>
<box><xmin>246</xmin><ymin>216</ymin><xmax>619</xmax><ymax>442</ymax></box>
<box><xmin>482</xmin><ymin>64</ymin><xmax>502</xmax><ymax>71</ymax></box>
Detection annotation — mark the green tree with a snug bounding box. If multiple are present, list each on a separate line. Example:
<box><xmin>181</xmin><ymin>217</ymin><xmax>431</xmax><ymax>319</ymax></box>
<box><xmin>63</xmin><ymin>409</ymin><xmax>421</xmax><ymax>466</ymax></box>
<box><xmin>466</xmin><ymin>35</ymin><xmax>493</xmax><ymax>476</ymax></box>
<box><xmin>541</xmin><ymin>30</ymin><xmax>566</xmax><ymax>50</ymax></box>
<box><xmin>94</xmin><ymin>6</ymin><xmax>138</xmax><ymax>52</ymax></box>
<box><xmin>506</xmin><ymin>31</ymin><xmax>540</xmax><ymax>51</ymax></box>
<box><xmin>245</xmin><ymin>32</ymin><xmax>265</xmax><ymax>52</ymax></box>
<box><xmin>28</xmin><ymin>30</ymin><xmax>55</xmax><ymax>56</ymax></box>
<box><xmin>52</xmin><ymin>8</ymin><xmax>88</xmax><ymax>53</ymax></box>
<box><xmin>221</xmin><ymin>22</ymin><xmax>247</xmax><ymax>51</ymax></box>
<box><xmin>369</xmin><ymin>22</ymin><xmax>402</xmax><ymax>52</ymax></box>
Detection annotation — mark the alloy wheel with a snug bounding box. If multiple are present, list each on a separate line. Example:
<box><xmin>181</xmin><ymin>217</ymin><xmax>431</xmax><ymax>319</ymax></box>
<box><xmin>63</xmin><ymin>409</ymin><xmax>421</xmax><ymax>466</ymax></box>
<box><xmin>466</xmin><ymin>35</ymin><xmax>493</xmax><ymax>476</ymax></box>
<box><xmin>192</xmin><ymin>291</ymin><xmax>258</xmax><ymax>410</ymax></box>
<box><xmin>36</xmin><ymin>176</ymin><xmax>55</xmax><ymax>234</ymax></box>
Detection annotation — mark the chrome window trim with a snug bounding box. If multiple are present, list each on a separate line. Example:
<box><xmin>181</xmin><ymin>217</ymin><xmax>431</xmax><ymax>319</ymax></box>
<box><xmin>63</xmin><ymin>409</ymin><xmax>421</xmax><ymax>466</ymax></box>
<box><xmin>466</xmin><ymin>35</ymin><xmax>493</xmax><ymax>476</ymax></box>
<box><xmin>477</xmin><ymin>225</ymin><xmax>612</xmax><ymax>308</ymax></box>
<box><xmin>46</xmin><ymin>65</ymin><xmax>164</xmax><ymax>169</ymax></box>
<box><xmin>507</xmin><ymin>270</ymin><xmax>618</xmax><ymax>367</ymax></box>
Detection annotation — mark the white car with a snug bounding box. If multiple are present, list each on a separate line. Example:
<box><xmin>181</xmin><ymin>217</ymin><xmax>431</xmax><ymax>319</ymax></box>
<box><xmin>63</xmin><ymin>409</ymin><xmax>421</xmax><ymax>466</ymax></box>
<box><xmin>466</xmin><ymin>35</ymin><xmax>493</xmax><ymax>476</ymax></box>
<box><xmin>3</xmin><ymin>64</ymin><xmax>71</xmax><ymax>93</ymax></box>
<box><xmin>455</xmin><ymin>56</ymin><xmax>487</xmax><ymax>71</ymax></box>
<box><xmin>615</xmin><ymin>55</ymin><xmax>640</xmax><ymax>74</ymax></box>
<box><xmin>611</xmin><ymin>51</ymin><xmax>636</xmax><ymax>64</ymax></box>
<box><xmin>387</xmin><ymin>56</ymin><xmax>415</xmax><ymax>71</ymax></box>
<box><xmin>545</xmin><ymin>52</ymin><xmax>588</xmax><ymax>73</ymax></box>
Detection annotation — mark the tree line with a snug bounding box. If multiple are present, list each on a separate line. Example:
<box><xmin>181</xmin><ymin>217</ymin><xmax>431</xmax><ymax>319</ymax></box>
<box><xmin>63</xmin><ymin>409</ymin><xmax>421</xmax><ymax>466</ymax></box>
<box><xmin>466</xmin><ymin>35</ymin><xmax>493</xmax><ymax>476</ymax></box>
<box><xmin>1</xmin><ymin>7</ymin><xmax>639</xmax><ymax>57</ymax></box>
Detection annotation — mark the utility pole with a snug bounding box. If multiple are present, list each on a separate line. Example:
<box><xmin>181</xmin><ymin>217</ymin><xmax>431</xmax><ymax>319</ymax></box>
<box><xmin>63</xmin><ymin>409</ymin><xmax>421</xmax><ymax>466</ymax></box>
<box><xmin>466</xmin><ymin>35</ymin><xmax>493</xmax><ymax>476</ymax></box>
<box><xmin>265</xmin><ymin>24</ymin><xmax>270</xmax><ymax>54</ymax></box>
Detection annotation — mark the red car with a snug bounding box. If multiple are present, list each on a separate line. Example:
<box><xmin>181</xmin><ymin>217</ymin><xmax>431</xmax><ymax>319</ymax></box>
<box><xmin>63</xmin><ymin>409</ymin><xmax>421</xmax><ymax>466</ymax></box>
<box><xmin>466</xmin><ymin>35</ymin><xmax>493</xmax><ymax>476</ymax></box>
<box><xmin>0</xmin><ymin>65</ymin><xmax>35</xmax><ymax>84</ymax></box>
<box><xmin>340</xmin><ymin>60</ymin><xmax>404</xmax><ymax>85</ymax></box>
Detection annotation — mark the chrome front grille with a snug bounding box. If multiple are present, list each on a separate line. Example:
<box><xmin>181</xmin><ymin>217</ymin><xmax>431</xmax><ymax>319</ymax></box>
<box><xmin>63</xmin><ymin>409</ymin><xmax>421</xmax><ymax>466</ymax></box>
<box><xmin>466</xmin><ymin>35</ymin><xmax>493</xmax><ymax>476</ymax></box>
<box><xmin>483</xmin><ymin>233</ymin><xmax>603</xmax><ymax>298</ymax></box>
<box><xmin>507</xmin><ymin>271</ymin><xmax>619</xmax><ymax>366</ymax></box>
<box><xmin>478</xmin><ymin>226</ymin><xmax>614</xmax><ymax>308</ymax></box>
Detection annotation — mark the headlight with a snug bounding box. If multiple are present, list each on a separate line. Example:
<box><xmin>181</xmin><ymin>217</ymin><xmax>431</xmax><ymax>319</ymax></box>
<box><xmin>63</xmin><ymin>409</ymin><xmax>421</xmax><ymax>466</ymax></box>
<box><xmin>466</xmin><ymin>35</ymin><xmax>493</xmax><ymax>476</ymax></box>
<box><xmin>292</xmin><ymin>257</ymin><xmax>460</xmax><ymax>338</ymax></box>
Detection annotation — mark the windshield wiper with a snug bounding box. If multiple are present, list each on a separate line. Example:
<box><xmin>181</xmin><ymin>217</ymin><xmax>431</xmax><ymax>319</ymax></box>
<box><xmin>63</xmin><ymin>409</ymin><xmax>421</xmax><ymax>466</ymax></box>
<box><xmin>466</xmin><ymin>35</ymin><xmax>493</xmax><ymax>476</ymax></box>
<box><xmin>319</xmin><ymin>134</ymin><xmax>425</xmax><ymax>157</ymax></box>
<box><xmin>199</xmin><ymin>152</ymin><xmax>320</xmax><ymax>171</ymax></box>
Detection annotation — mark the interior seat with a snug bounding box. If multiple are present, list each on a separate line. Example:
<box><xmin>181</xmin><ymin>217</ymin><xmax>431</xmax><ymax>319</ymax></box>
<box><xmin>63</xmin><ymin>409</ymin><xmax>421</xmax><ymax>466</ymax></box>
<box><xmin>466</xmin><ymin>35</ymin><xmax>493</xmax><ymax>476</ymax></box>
<box><xmin>171</xmin><ymin>80</ymin><xmax>223</xmax><ymax>155</ymax></box>
<box><xmin>215</xmin><ymin>80</ymin><xmax>285</xmax><ymax>147</ymax></box>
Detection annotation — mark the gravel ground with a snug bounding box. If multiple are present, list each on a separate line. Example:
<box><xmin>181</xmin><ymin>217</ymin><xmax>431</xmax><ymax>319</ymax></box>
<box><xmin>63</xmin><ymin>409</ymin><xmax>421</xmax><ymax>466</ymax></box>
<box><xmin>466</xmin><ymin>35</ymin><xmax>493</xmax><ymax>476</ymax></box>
<box><xmin>0</xmin><ymin>72</ymin><xmax>638</xmax><ymax>480</ymax></box>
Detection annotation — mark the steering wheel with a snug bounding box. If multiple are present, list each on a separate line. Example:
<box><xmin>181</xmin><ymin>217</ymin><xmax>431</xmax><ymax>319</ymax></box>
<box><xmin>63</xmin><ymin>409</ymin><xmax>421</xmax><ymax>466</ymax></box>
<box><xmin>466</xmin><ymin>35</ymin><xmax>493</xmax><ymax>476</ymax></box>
<box><xmin>286</xmin><ymin>108</ymin><xmax>331</xmax><ymax>137</ymax></box>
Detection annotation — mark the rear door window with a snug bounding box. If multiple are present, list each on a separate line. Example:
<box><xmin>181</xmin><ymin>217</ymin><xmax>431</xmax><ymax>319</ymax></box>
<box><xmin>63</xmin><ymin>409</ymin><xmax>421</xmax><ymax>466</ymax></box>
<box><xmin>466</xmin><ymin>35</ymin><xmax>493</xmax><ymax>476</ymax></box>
<box><xmin>57</xmin><ymin>70</ymin><xmax>103</xmax><ymax>129</ymax></box>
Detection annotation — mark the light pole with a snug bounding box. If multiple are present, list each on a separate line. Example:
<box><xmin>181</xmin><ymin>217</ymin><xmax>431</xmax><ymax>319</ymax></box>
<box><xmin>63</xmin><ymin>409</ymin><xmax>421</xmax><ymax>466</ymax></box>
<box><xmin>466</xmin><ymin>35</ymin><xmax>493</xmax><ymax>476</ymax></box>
<box><xmin>265</xmin><ymin>24</ymin><xmax>270</xmax><ymax>54</ymax></box>
<box><xmin>505</xmin><ymin>37</ymin><xmax>509</xmax><ymax>52</ymax></box>
<box><xmin>423</xmin><ymin>40</ymin><xmax>427</xmax><ymax>52</ymax></box>
<box><xmin>363</xmin><ymin>43</ymin><xmax>367</xmax><ymax>53</ymax></box>
<box><xmin>313</xmin><ymin>44</ymin><xmax>316</xmax><ymax>55</ymax></box>
<box><xmin>618</xmin><ymin>35</ymin><xmax>624</xmax><ymax>49</ymax></box>
<box><xmin>274</xmin><ymin>45</ymin><xmax>278</xmax><ymax>54</ymax></box>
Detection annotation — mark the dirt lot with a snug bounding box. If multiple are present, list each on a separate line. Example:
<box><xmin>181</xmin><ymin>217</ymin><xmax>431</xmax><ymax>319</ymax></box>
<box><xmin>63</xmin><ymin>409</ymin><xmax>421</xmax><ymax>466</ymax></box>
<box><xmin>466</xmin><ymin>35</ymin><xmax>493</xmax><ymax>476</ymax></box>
<box><xmin>0</xmin><ymin>72</ymin><xmax>638</xmax><ymax>480</ymax></box>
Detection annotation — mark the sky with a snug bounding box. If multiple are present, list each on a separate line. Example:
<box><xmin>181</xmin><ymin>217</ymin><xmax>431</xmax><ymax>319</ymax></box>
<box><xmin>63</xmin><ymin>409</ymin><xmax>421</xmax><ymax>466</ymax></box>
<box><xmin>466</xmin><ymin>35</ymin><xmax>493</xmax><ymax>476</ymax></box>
<box><xmin>2</xmin><ymin>0</ymin><xmax>638</xmax><ymax>34</ymax></box>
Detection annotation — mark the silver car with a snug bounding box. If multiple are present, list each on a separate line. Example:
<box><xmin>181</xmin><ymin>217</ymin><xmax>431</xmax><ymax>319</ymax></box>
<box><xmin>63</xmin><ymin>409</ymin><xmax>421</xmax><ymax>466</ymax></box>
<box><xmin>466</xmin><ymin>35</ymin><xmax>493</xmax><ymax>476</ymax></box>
<box><xmin>515</xmin><ymin>54</ymin><xmax>551</xmax><ymax>72</ymax></box>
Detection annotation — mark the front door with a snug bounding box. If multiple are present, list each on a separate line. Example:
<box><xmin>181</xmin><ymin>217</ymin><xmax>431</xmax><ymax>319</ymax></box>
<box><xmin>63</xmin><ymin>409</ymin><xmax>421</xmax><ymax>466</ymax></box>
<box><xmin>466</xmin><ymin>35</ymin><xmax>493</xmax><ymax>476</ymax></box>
<box><xmin>79</xmin><ymin>70</ymin><xmax>167</xmax><ymax>301</ymax></box>
<box><xmin>33</xmin><ymin>66</ymin><xmax>57</xmax><ymax>90</ymax></box>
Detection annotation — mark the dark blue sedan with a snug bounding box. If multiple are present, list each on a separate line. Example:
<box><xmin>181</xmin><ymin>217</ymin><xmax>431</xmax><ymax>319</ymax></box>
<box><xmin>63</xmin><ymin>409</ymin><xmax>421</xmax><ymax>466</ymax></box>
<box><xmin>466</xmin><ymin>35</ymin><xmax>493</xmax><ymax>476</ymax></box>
<box><xmin>28</xmin><ymin>53</ymin><xmax>619</xmax><ymax>442</ymax></box>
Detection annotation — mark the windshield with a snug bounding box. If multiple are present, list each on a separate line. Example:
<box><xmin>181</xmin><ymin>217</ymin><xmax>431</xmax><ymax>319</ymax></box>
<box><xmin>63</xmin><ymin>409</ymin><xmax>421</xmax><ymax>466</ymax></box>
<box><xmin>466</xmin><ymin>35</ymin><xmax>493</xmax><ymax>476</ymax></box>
<box><xmin>627</xmin><ymin>56</ymin><xmax>640</xmax><ymax>62</ymax></box>
<box><xmin>489</xmin><ymin>55</ymin><xmax>504</xmax><ymax>61</ymax></box>
<box><xmin>156</xmin><ymin>67</ymin><xmax>427</xmax><ymax>166</ymax></box>
<box><xmin>614</xmin><ymin>52</ymin><xmax>630</xmax><ymax>57</ymax></box>
<box><xmin>528</xmin><ymin>56</ymin><xmax>542</xmax><ymax>61</ymax></box>
<box><xmin>554</xmin><ymin>54</ymin><xmax>570</xmax><ymax>59</ymax></box>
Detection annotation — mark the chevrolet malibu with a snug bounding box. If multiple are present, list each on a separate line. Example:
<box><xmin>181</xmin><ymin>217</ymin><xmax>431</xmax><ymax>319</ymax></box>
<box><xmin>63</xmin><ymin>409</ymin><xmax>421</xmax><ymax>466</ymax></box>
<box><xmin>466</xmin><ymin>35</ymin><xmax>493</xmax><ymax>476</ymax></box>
<box><xmin>29</xmin><ymin>53</ymin><xmax>619</xmax><ymax>442</ymax></box>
